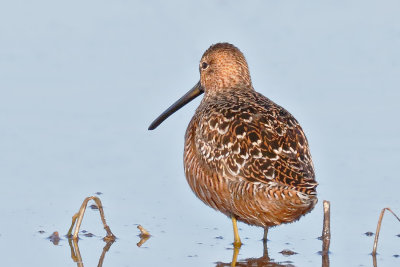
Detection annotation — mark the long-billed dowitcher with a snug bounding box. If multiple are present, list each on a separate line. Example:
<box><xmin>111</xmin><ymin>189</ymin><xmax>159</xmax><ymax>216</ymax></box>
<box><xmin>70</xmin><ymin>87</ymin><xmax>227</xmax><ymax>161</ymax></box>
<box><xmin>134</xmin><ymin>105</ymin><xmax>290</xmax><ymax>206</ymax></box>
<box><xmin>149</xmin><ymin>43</ymin><xmax>317</xmax><ymax>247</ymax></box>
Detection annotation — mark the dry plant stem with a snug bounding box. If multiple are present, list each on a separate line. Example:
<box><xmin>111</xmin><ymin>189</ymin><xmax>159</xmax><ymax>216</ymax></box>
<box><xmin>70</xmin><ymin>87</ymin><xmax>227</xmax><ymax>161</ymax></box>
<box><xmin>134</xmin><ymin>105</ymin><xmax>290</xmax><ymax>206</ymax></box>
<box><xmin>372</xmin><ymin>207</ymin><xmax>400</xmax><ymax>256</ymax></box>
<box><xmin>136</xmin><ymin>225</ymin><xmax>151</xmax><ymax>247</ymax></box>
<box><xmin>322</xmin><ymin>200</ymin><xmax>331</xmax><ymax>255</ymax></box>
<box><xmin>67</xmin><ymin>196</ymin><xmax>116</xmax><ymax>241</ymax></box>
<box><xmin>137</xmin><ymin>225</ymin><xmax>150</xmax><ymax>237</ymax></box>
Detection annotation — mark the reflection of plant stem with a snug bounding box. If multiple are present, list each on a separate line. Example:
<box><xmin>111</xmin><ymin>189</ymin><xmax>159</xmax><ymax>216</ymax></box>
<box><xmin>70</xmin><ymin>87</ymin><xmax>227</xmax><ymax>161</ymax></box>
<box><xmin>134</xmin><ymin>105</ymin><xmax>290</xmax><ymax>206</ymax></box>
<box><xmin>67</xmin><ymin>237</ymin><xmax>115</xmax><ymax>267</ymax></box>
<box><xmin>372</xmin><ymin>253</ymin><xmax>377</xmax><ymax>267</ymax></box>
<box><xmin>136</xmin><ymin>235</ymin><xmax>151</xmax><ymax>247</ymax></box>
<box><xmin>68</xmin><ymin>238</ymin><xmax>84</xmax><ymax>267</ymax></box>
<box><xmin>372</xmin><ymin>207</ymin><xmax>400</xmax><ymax>256</ymax></box>
<box><xmin>322</xmin><ymin>253</ymin><xmax>330</xmax><ymax>267</ymax></box>
<box><xmin>97</xmin><ymin>240</ymin><xmax>115</xmax><ymax>267</ymax></box>
<box><xmin>66</xmin><ymin>196</ymin><xmax>116</xmax><ymax>241</ymax></box>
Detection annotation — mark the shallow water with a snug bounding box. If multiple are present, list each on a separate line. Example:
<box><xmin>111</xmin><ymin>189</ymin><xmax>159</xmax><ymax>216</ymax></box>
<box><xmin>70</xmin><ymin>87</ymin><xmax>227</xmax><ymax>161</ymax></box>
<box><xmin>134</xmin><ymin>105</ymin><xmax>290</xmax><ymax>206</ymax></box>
<box><xmin>1</xmin><ymin>0</ymin><xmax>399</xmax><ymax>266</ymax></box>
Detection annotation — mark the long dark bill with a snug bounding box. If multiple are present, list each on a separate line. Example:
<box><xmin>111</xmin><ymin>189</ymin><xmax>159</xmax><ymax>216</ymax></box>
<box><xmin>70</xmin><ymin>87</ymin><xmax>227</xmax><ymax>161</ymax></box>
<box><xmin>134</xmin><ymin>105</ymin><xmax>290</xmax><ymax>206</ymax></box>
<box><xmin>148</xmin><ymin>81</ymin><xmax>204</xmax><ymax>130</ymax></box>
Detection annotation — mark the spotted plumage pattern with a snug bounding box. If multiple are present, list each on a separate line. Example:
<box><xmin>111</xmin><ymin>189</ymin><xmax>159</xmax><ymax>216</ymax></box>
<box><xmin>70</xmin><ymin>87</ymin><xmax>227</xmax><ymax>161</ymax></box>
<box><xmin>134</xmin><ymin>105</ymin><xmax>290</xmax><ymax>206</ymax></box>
<box><xmin>183</xmin><ymin>43</ymin><xmax>317</xmax><ymax>228</ymax></box>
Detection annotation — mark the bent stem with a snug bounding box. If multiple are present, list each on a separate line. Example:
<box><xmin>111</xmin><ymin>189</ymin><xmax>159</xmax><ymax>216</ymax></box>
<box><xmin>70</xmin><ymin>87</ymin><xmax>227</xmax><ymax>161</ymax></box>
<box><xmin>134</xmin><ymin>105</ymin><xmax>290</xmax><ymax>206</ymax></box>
<box><xmin>372</xmin><ymin>207</ymin><xmax>400</xmax><ymax>256</ymax></box>
<box><xmin>67</xmin><ymin>196</ymin><xmax>116</xmax><ymax>242</ymax></box>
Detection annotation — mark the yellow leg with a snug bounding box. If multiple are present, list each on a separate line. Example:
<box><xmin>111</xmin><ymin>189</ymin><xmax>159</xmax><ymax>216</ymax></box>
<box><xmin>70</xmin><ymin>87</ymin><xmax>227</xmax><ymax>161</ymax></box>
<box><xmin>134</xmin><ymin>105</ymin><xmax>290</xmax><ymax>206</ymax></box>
<box><xmin>231</xmin><ymin>216</ymin><xmax>242</xmax><ymax>248</ymax></box>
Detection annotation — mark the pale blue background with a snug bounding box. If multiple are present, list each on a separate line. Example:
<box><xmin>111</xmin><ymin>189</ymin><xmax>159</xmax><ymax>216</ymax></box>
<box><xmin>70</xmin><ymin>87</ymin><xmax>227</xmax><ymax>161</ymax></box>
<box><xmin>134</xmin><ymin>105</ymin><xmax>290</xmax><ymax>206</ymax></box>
<box><xmin>0</xmin><ymin>0</ymin><xmax>399</xmax><ymax>266</ymax></box>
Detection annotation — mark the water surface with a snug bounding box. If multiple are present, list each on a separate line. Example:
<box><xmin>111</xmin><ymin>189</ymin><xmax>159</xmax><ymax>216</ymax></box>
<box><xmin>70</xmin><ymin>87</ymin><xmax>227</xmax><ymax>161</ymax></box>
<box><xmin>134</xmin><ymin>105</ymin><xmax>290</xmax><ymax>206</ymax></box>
<box><xmin>1</xmin><ymin>1</ymin><xmax>399</xmax><ymax>266</ymax></box>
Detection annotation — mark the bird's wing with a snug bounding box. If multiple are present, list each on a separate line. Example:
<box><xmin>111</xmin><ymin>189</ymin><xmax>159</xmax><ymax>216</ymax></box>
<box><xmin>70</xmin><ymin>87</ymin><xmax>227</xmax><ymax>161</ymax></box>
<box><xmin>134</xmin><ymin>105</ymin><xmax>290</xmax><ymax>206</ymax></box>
<box><xmin>196</xmin><ymin>95</ymin><xmax>317</xmax><ymax>194</ymax></box>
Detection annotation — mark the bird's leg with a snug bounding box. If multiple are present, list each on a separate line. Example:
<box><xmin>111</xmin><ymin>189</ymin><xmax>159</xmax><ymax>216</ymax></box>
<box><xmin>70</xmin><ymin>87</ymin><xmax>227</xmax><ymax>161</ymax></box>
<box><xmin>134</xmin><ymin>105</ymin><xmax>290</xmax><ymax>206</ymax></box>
<box><xmin>263</xmin><ymin>227</ymin><xmax>268</xmax><ymax>243</ymax></box>
<box><xmin>231</xmin><ymin>216</ymin><xmax>242</xmax><ymax>248</ymax></box>
<box><xmin>262</xmin><ymin>227</ymin><xmax>270</xmax><ymax>258</ymax></box>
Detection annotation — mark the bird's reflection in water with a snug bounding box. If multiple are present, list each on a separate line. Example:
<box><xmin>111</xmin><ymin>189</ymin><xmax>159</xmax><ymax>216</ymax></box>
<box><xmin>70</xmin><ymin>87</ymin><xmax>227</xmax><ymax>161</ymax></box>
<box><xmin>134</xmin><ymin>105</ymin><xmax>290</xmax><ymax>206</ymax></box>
<box><xmin>216</xmin><ymin>257</ymin><xmax>294</xmax><ymax>267</ymax></box>
<box><xmin>216</xmin><ymin>242</ymin><xmax>294</xmax><ymax>267</ymax></box>
<box><xmin>216</xmin><ymin>242</ymin><xmax>330</xmax><ymax>267</ymax></box>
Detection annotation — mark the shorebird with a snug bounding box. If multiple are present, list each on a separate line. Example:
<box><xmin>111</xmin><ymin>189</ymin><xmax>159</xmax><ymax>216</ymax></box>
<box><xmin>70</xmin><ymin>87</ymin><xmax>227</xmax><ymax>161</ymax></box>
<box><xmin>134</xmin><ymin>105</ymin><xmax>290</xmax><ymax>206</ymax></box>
<box><xmin>148</xmin><ymin>43</ymin><xmax>317</xmax><ymax>247</ymax></box>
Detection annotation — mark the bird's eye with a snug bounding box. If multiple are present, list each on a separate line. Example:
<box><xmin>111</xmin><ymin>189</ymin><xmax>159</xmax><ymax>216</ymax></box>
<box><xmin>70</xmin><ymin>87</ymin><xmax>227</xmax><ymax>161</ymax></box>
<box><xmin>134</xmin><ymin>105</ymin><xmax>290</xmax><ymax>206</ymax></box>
<box><xmin>201</xmin><ymin>62</ymin><xmax>209</xmax><ymax>70</ymax></box>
